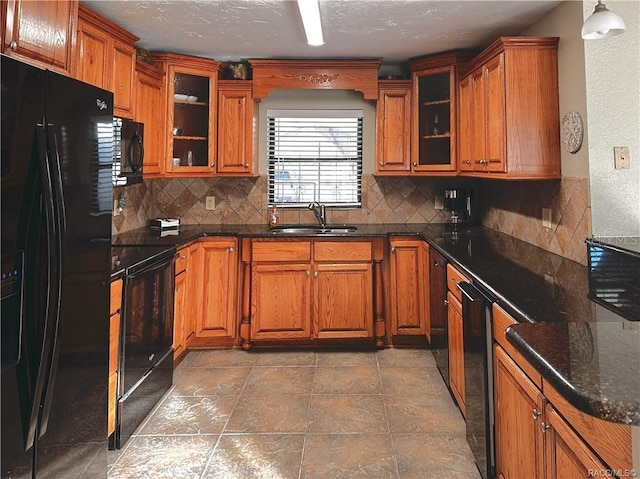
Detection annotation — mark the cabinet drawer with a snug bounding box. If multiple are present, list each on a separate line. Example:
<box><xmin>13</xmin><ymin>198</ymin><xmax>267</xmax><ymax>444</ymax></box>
<box><xmin>446</xmin><ymin>263</ymin><xmax>468</xmax><ymax>302</ymax></box>
<box><xmin>109</xmin><ymin>312</ymin><xmax>120</xmax><ymax>375</ymax></box>
<box><xmin>110</xmin><ymin>279</ymin><xmax>123</xmax><ymax>316</ymax></box>
<box><xmin>252</xmin><ymin>241</ymin><xmax>311</xmax><ymax>262</ymax></box>
<box><xmin>175</xmin><ymin>248</ymin><xmax>188</xmax><ymax>275</ymax></box>
<box><xmin>314</xmin><ymin>241</ymin><xmax>372</xmax><ymax>262</ymax></box>
<box><xmin>492</xmin><ymin>304</ymin><xmax>542</xmax><ymax>388</ymax></box>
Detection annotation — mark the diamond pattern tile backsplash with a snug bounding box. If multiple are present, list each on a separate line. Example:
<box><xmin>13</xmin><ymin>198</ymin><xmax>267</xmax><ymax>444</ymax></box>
<box><xmin>113</xmin><ymin>175</ymin><xmax>591</xmax><ymax>265</ymax></box>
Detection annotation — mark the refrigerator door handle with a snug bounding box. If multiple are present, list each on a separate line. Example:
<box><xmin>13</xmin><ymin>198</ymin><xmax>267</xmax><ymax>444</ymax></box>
<box><xmin>37</xmin><ymin>124</ymin><xmax>66</xmax><ymax>439</ymax></box>
<box><xmin>24</xmin><ymin>125</ymin><xmax>59</xmax><ymax>450</ymax></box>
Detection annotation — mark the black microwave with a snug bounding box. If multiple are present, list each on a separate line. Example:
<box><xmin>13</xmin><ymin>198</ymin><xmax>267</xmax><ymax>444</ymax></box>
<box><xmin>113</xmin><ymin>118</ymin><xmax>144</xmax><ymax>186</ymax></box>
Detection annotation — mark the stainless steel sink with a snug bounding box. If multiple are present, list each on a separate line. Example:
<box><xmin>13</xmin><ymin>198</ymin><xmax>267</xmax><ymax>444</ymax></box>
<box><xmin>268</xmin><ymin>225</ymin><xmax>358</xmax><ymax>235</ymax></box>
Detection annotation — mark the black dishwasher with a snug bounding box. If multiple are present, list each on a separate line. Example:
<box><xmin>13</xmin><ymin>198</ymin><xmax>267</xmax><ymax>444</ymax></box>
<box><xmin>458</xmin><ymin>281</ymin><xmax>495</xmax><ymax>479</ymax></box>
<box><xmin>111</xmin><ymin>246</ymin><xmax>175</xmax><ymax>449</ymax></box>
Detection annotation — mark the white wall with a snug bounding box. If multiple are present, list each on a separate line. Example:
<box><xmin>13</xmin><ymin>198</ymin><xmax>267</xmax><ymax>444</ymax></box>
<box><xmin>583</xmin><ymin>0</ymin><xmax>640</xmax><ymax>236</ymax></box>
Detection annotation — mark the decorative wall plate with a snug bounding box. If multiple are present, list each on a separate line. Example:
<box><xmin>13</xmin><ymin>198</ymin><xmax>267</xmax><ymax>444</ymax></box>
<box><xmin>560</xmin><ymin>110</ymin><xmax>583</xmax><ymax>154</ymax></box>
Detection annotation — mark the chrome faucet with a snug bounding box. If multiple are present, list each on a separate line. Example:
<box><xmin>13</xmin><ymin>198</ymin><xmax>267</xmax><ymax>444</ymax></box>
<box><xmin>308</xmin><ymin>202</ymin><xmax>327</xmax><ymax>228</ymax></box>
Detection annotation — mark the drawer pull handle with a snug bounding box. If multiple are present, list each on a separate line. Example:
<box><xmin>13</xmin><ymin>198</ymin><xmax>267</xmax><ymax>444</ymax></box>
<box><xmin>540</xmin><ymin>422</ymin><xmax>550</xmax><ymax>433</ymax></box>
<box><xmin>434</xmin><ymin>261</ymin><xmax>440</xmax><ymax>267</ymax></box>
<box><xmin>531</xmin><ymin>409</ymin><xmax>541</xmax><ymax>420</ymax></box>
<box><xmin>7</xmin><ymin>41</ymin><xmax>17</xmax><ymax>51</ymax></box>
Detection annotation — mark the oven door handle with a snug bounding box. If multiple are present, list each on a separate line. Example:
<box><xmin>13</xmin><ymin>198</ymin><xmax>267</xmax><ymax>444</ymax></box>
<box><xmin>458</xmin><ymin>281</ymin><xmax>487</xmax><ymax>349</ymax></box>
<box><xmin>127</xmin><ymin>257</ymin><xmax>174</xmax><ymax>281</ymax></box>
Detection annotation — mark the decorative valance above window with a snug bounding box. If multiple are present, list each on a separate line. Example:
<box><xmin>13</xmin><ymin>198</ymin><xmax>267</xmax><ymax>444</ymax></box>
<box><xmin>249</xmin><ymin>59</ymin><xmax>381</xmax><ymax>100</ymax></box>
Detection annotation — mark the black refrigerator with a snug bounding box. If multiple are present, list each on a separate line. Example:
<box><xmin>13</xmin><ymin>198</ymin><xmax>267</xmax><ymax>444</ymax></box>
<box><xmin>1</xmin><ymin>55</ymin><xmax>113</xmax><ymax>478</ymax></box>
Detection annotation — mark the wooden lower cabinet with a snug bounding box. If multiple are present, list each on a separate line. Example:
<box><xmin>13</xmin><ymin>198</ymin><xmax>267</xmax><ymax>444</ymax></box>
<box><xmin>389</xmin><ymin>238</ymin><xmax>429</xmax><ymax>336</ymax></box>
<box><xmin>197</xmin><ymin>238</ymin><xmax>238</xmax><ymax>339</ymax></box>
<box><xmin>447</xmin><ymin>290</ymin><xmax>465</xmax><ymax>416</ymax></box>
<box><xmin>494</xmin><ymin>344</ymin><xmax>545</xmax><ymax>479</ymax></box>
<box><xmin>172</xmin><ymin>269</ymin><xmax>187</xmax><ymax>359</ymax></box>
<box><xmin>493</xmin><ymin>304</ymin><xmax>633</xmax><ymax>479</ymax></box>
<box><xmin>251</xmin><ymin>262</ymin><xmax>312</xmax><ymax>340</ymax></box>
<box><xmin>314</xmin><ymin>262</ymin><xmax>373</xmax><ymax>339</ymax></box>
<box><xmin>108</xmin><ymin>279</ymin><xmax>122</xmax><ymax>438</ymax></box>
<box><xmin>245</xmin><ymin>239</ymin><xmax>382</xmax><ymax>347</ymax></box>
<box><xmin>544</xmin><ymin>404</ymin><xmax>608</xmax><ymax>479</ymax></box>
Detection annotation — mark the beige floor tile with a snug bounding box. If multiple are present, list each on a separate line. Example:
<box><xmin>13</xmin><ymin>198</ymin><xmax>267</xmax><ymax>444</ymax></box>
<box><xmin>202</xmin><ymin>434</ymin><xmax>305</xmax><ymax>479</ymax></box>
<box><xmin>316</xmin><ymin>350</ymin><xmax>378</xmax><ymax>366</ymax></box>
<box><xmin>172</xmin><ymin>367</ymin><xmax>251</xmax><ymax>396</ymax></box>
<box><xmin>301</xmin><ymin>434</ymin><xmax>397</xmax><ymax>479</ymax></box>
<box><xmin>392</xmin><ymin>433</ymin><xmax>481</xmax><ymax>479</ymax></box>
<box><xmin>379</xmin><ymin>366</ymin><xmax>443</xmax><ymax>395</ymax></box>
<box><xmin>252</xmin><ymin>350</ymin><xmax>318</xmax><ymax>366</ymax></box>
<box><xmin>187</xmin><ymin>349</ymin><xmax>259</xmax><ymax>368</ymax></box>
<box><xmin>308</xmin><ymin>394</ymin><xmax>388</xmax><ymax>433</ymax></box>
<box><xmin>108</xmin><ymin>435</ymin><xmax>218</xmax><ymax>479</ymax></box>
<box><xmin>139</xmin><ymin>396</ymin><xmax>236</xmax><ymax>435</ymax></box>
<box><xmin>313</xmin><ymin>365</ymin><xmax>382</xmax><ymax>394</ymax></box>
<box><xmin>376</xmin><ymin>348</ymin><xmax>438</xmax><ymax>368</ymax></box>
<box><xmin>225</xmin><ymin>394</ymin><xmax>310</xmax><ymax>433</ymax></box>
<box><xmin>384</xmin><ymin>394</ymin><xmax>465</xmax><ymax>434</ymax></box>
<box><xmin>242</xmin><ymin>366</ymin><xmax>315</xmax><ymax>395</ymax></box>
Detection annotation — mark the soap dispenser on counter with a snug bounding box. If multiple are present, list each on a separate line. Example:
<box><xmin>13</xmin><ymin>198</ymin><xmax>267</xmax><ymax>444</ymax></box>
<box><xmin>269</xmin><ymin>205</ymin><xmax>280</xmax><ymax>227</ymax></box>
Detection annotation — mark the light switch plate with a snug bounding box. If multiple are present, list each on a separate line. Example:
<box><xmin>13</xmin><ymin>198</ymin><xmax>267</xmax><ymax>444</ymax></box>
<box><xmin>205</xmin><ymin>196</ymin><xmax>216</xmax><ymax>210</ymax></box>
<box><xmin>434</xmin><ymin>195</ymin><xmax>444</xmax><ymax>210</ymax></box>
<box><xmin>614</xmin><ymin>146</ymin><xmax>630</xmax><ymax>169</ymax></box>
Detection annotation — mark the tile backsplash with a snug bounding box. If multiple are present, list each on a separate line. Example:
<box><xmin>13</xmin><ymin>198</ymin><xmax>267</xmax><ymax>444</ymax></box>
<box><xmin>479</xmin><ymin>177</ymin><xmax>591</xmax><ymax>265</ymax></box>
<box><xmin>113</xmin><ymin>175</ymin><xmax>591</xmax><ymax>265</ymax></box>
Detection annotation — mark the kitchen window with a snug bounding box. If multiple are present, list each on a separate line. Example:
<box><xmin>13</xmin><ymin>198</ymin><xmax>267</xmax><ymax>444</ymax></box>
<box><xmin>267</xmin><ymin>109</ymin><xmax>363</xmax><ymax>207</ymax></box>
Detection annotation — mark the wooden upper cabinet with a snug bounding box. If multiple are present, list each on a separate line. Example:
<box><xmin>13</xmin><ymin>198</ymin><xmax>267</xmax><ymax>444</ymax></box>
<box><xmin>75</xmin><ymin>4</ymin><xmax>138</xmax><ymax>118</ymax></box>
<box><xmin>134</xmin><ymin>60</ymin><xmax>165</xmax><ymax>177</ymax></box>
<box><xmin>152</xmin><ymin>52</ymin><xmax>221</xmax><ymax>176</ymax></box>
<box><xmin>375</xmin><ymin>80</ymin><xmax>412</xmax><ymax>174</ymax></box>
<box><xmin>458</xmin><ymin>37</ymin><xmax>561</xmax><ymax>179</ymax></box>
<box><xmin>217</xmin><ymin>80</ymin><xmax>258</xmax><ymax>176</ymax></box>
<box><xmin>407</xmin><ymin>51</ymin><xmax>475</xmax><ymax>176</ymax></box>
<box><xmin>2</xmin><ymin>0</ymin><xmax>78</xmax><ymax>75</ymax></box>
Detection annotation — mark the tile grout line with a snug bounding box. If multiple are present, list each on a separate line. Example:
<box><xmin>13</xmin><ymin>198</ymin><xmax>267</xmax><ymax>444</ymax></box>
<box><xmin>198</xmin><ymin>355</ymin><xmax>257</xmax><ymax>479</ymax></box>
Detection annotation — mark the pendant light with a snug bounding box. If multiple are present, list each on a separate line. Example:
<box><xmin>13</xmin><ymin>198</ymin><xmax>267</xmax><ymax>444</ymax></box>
<box><xmin>582</xmin><ymin>1</ymin><xmax>626</xmax><ymax>40</ymax></box>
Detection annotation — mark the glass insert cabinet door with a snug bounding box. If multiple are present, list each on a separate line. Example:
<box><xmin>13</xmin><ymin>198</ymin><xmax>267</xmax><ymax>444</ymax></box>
<box><xmin>412</xmin><ymin>65</ymin><xmax>457</xmax><ymax>173</ymax></box>
<box><xmin>167</xmin><ymin>67</ymin><xmax>217</xmax><ymax>173</ymax></box>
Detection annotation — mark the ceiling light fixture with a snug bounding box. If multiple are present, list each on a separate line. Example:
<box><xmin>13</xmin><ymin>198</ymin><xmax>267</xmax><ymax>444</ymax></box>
<box><xmin>581</xmin><ymin>0</ymin><xmax>626</xmax><ymax>40</ymax></box>
<box><xmin>296</xmin><ymin>0</ymin><xmax>325</xmax><ymax>46</ymax></box>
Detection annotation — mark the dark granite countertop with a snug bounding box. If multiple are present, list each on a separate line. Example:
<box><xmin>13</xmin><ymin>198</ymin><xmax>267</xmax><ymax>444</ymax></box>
<box><xmin>112</xmin><ymin>223</ymin><xmax>640</xmax><ymax>424</ymax></box>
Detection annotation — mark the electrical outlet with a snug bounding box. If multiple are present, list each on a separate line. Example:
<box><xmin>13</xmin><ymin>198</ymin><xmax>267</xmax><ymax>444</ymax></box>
<box><xmin>614</xmin><ymin>146</ymin><xmax>630</xmax><ymax>169</ymax></box>
<box><xmin>542</xmin><ymin>208</ymin><xmax>553</xmax><ymax>229</ymax></box>
<box><xmin>205</xmin><ymin>196</ymin><xmax>216</xmax><ymax>211</ymax></box>
<box><xmin>434</xmin><ymin>194</ymin><xmax>444</xmax><ymax>210</ymax></box>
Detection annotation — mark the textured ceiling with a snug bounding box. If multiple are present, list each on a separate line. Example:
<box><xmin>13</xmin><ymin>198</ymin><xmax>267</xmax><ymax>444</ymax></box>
<box><xmin>82</xmin><ymin>0</ymin><xmax>563</xmax><ymax>64</ymax></box>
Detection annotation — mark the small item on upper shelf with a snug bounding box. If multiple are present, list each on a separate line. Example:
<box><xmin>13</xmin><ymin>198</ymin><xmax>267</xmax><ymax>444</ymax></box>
<box><xmin>269</xmin><ymin>206</ymin><xmax>280</xmax><ymax>226</ymax></box>
<box><xmin>433</xmin><ymin>114</ymin><xmax>440</xmax><ymax>135</ymax></box>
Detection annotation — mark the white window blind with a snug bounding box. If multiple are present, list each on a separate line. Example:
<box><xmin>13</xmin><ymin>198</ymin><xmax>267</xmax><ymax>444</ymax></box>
<box><xmin>268</xmin><ymin>109</ymin><xmax>363</xmax><ymax>207</ymax></box>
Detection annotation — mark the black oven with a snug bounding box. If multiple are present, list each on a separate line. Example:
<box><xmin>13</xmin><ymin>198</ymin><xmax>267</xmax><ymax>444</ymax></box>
<box><xmin>113</xmin><ymin>118</ymin><xmax>144</xmax><ymax>186</ymax></box>
<box><xmin>111</xmin><ymin>246</ymin><xmax>175</xmax><ymax>449</ymax></box>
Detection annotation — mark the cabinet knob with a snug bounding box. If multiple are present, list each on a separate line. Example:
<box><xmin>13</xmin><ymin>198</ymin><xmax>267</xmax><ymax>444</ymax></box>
<box><xmin>229</xmin><ymin>247</ymin><xmax>234</xmax><ymax>253</ymax></box>
<box><xmin>314</xmin><ymin>271</ymin><xmax>318</xmax><ymax>278</ymax></box>
<box><xmin>444</xmin><ymin>299</ymin><xmax>449</xmax><ymax>306</ymax></box>
<box><xmin>306</xmin><ymin>270</ymin><xmax>310</xmax><ymax>276</ymax></box>
<box><xmin>434</xmin><ymin>261</ymin><xmax>440</xmax><ymax>267</ymax></box>
<box><xmin>6</xmin><ymin>41</ymin><xmax>17</xmax><ymax>51</ymax></box>
<box><xmin>540</xmin><ymin>422</ymin><xmax>550</xmax><ymax>433</ymax></box>
<box><xmin>379</xmin><ymin>161</ymin><xmax>384</xmax><ymax>166</ymax></box>
<box><xmin>244</xmin><ymin>163</ymin><xmax>249</xmax><ymax>168</ymax></box>
<box><xmin>413</xmin><ymin>162</ymin><xmax>417</xmax><ymax>167</ymax></box>
<box><xmin>391</xmin><ymin>247</ymin><xmax>396</xmax><ymax>253</ymax></box>
<box><xmin>210</xmin><ymin>163</ymin><xmax>216</xmax><ymax>167</ymax></box>
<box><xmin>531</xmin><ymin>408</ymin><xmax>541</xmax><ymax>420</ymax></box>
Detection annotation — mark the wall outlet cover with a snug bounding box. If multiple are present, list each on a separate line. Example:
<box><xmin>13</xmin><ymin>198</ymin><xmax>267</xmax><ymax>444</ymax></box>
<box><xmin>205</xmin><ymin>196</ymin><xmax>216</xmax><ymax>210</ymax></box>
<box><xmin>542</xmin><ymin>208</ymin><xmax>553</xmax><ymax>229</ymax></box>
<box><xmin>613</xmin><ymin>146</ymin><xmax>630</xmax><ymax>169</ymax></box>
